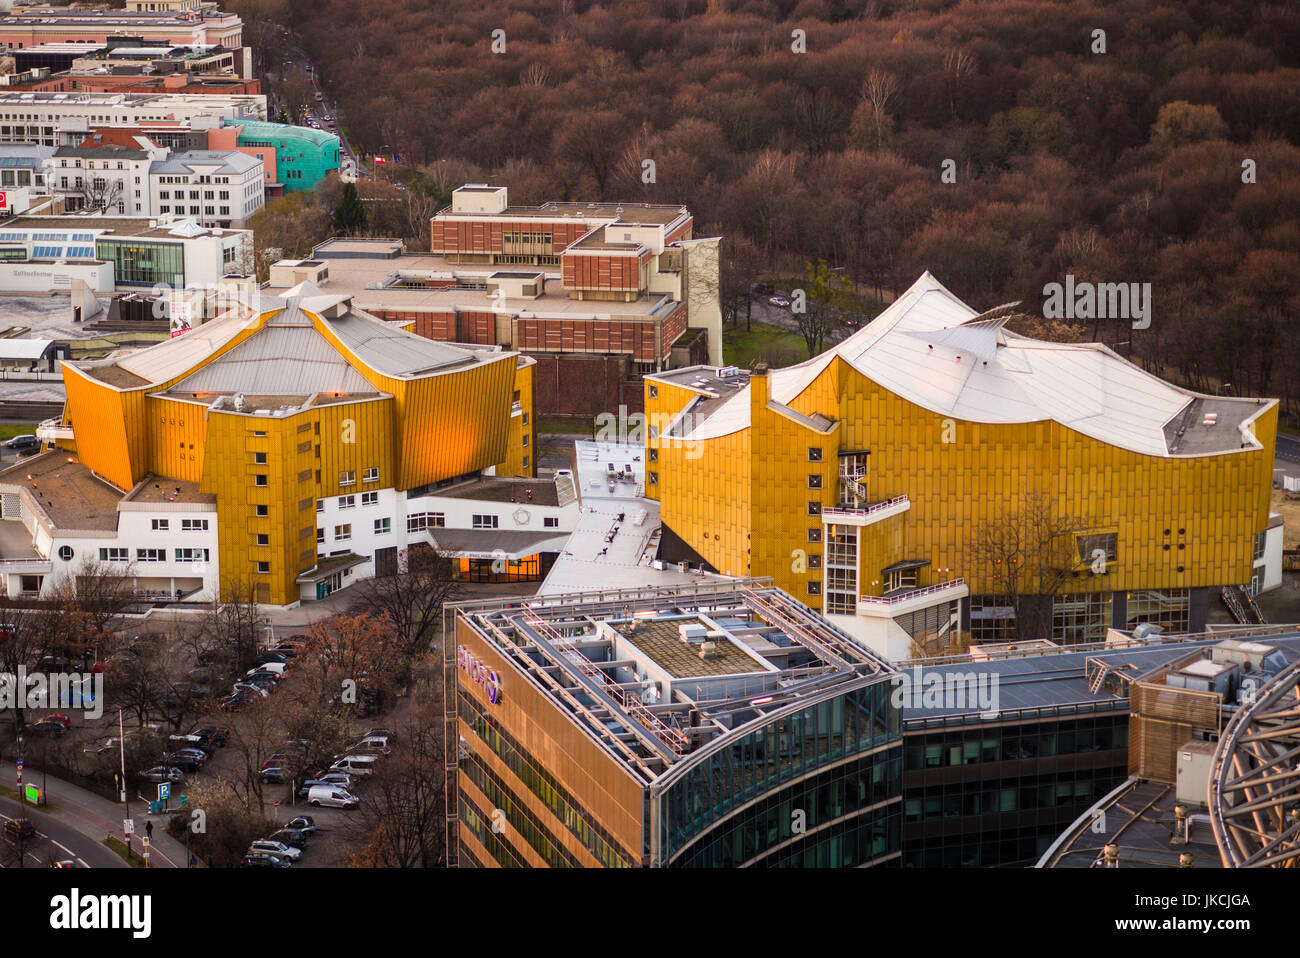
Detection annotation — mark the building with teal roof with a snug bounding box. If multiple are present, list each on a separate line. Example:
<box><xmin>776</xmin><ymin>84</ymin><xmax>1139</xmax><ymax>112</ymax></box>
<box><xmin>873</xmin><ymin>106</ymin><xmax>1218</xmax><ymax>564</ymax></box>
<box><xmin>226</xmin><ymin>120</ymin><xmax>339</xmax><ymax>194</ymax></box>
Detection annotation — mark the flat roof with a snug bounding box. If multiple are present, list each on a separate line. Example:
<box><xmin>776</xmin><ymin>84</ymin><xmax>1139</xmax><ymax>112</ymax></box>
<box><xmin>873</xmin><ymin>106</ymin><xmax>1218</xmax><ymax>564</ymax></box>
<box><xmin>123</xmin><ymin>474</ymin><xmax>214</xmax><ymax>504</ymax></box>
<box><xmin>0</xmin><ymin>451</ymin><xmax>121</xmax><ymax>531</ymax></box>
<box><xmin>453</xmin><ymin>582</ymin><xmax>895</xmax><ymax>782</ymax></box>
<box><xmin>434</xmin><ymin>477</ymin><xmax>560</xmax><ymax>507</ymax></box>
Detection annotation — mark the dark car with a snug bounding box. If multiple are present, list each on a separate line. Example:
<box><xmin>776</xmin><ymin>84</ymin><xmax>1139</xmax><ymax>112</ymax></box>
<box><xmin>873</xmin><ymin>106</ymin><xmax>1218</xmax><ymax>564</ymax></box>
<box><xmin>256</xmin><ymin>651</ymin><xmax>289</xmax><ymax>665</ymax></box>
<box><xmin>259</xmin><ymin>766</ymin><xmax>291</xmax><ymax>784</ymax></box>
<box><xmin>219</xmin><ymin>693</ymin><xmax>254</xmax><ymax>713</ymax></box>
<box><xmin>4</xmin><ymin>435</ymin><xmax>39</xmax><ymax>453</ymax></box>
<box><xmin>163</xmin><ymin>752</ymin><xmax>204</xmax><ymax>772</ymax></box>
<box><xmin>753</xmin><ymin>282</ymin><xmax>775</xmax><ymax>296</ymax></box>
<box><xmin>28</xmin><ymin>719</ymin><xmax>66</xmax><ymax>737</ymax></box>
<box><xmin>240</xmin><ymin>853</ymin><xmax>292</xmax><ymax>868</ymax></box>
<box><xmin>189</xmin><ymin>726</ymin><xmax>230</xmax><ymax>747</ymax></box>
<box><xmin>269</xmin><ymin>828</ymin><xmax>308</xmax><ymax>850</ymax></box>
<box><xmin>286</xmin><ymin>816</ymin><xmax>316</xmax><ymax>835</ymax></box>
<box><xmin>3</xmin><ymin>818</ymin><xmax>36</xmax><ymax>842</ymax></box>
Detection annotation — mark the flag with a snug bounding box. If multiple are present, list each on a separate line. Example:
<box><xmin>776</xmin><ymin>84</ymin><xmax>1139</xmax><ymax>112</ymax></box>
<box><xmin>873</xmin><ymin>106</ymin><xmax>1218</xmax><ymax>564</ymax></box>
<box><xmin>374</xmin><ymin>155</ymin><xmax>387</xmax><ymax>165</ymax></box>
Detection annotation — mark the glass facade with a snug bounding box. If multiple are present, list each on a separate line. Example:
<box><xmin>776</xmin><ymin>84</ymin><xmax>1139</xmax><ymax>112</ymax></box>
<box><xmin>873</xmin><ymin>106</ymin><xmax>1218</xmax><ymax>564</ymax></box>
<box><xmin>458</xmin><ymin>692</ymin><xmax>636</xmax><ymax>867</ymax></box>
<box><xmin>1125</xmin><ymin>588</ymin><xmax>1190</xmax><ymax>633</ymax></box>
<box><xmin>1052</xmin><ymin>591</ymin><xmax>1113</xmax><ymax>644</ymax></box>
<box><xmin>660</xmin><ymin>679</ymin><xmax>900</xmax><ymax>866</ymax></box>
<box><xmin>95</xmin><ymin>239</ymin><xmax>184</xmax><ymax>288</ymax></box>
<box><xmin>901</xmin><ymin>709</ymin><xmax>1129</xmax><ymax>866</ymax></box>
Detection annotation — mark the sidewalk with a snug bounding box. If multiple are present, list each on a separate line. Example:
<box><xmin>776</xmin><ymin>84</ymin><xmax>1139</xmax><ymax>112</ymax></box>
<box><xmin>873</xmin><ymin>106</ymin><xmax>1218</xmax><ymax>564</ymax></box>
<box><xmin>0</xmin><ymin>761</ymin><xmax>199</xmax><ymax>868</ymax></box>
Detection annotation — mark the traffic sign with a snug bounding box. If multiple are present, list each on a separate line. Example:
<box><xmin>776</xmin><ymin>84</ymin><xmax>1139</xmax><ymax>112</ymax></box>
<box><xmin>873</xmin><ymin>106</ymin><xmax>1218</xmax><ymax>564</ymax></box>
<box><xmin>123</xmin><ymin>818</ymin><xmax>134</xmax><ymax>836</ymax></box>
<box><xmin>158</xmin><ymin>782</ymin><xmax>171</xmax><ymax>800</ymax></box>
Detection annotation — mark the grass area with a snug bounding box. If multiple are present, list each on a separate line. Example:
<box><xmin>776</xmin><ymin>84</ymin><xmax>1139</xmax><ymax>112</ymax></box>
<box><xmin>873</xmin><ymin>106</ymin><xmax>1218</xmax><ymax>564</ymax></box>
<box><xmin>103</xmin><ymin>835</ymin><xmax>148</xmax><ymax>868</ymax></box>
<box><xmin>0</xmin><ymin>424</ymin><xmax>37</xmax><ymax>442</ymax></box>
<box><xmin>536</xmin><ymin>415</ymin><xmax>595</xmax><ymax>436</ymax></box>
<box><xmin>723</xmin><ymin>321</ymin><xmax>809</xmax><ymax>369</ymax></box>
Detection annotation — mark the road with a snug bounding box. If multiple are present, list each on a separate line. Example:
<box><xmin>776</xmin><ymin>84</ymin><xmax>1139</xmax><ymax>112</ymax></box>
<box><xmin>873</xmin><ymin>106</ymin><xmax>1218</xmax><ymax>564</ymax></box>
<box><xmin>1278</xmin><ymin>433</ymin><xmax>1299</xmax><ymax>465</ymax></box>
<box><xmin>0</xmin><ymin>796</ymin><xmax>122</xmax><ymax>869</ymax></box>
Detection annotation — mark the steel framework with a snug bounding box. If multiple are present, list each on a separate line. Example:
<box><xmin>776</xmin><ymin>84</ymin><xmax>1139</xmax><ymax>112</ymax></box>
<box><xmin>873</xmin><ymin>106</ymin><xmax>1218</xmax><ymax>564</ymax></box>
<box><xmin>1209</xmin><ymin>658</ymin><xmax>1300</xmax><ymax>867</ymax></box>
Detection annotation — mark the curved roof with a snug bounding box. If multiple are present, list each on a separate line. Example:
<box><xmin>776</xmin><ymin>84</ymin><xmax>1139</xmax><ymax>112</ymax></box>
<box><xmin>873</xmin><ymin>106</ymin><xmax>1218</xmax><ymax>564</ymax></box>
<box><xmin>681</xmin><ymin>272</ymin><xmax>1271</xmax><ymax>458</ymax></box>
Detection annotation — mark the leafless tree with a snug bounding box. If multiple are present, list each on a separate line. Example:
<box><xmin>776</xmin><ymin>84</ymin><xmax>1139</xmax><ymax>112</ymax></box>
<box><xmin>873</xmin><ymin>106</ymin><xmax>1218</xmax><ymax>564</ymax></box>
<box><xmin>967</xmin><ymin>492</ymin><xmax>1091</xmax><ymax>641</ymax></box>
<box><xmin>346</xmin><ymin>544</ymin><xmax>460</xmax><ymax>660</ymax></box>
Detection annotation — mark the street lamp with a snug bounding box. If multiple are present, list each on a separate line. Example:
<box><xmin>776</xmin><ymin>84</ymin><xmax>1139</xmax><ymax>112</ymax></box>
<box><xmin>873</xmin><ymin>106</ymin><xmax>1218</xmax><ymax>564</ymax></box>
<box><xmin>1216</xmin><ymin>383</ymin><xmax>1232</xmax><ymax>396</ymax></box>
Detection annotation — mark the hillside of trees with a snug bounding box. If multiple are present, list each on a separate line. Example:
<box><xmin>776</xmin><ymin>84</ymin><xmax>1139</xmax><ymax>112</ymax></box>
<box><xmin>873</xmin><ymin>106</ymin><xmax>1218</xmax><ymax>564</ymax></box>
<box><xmin>270</xmin><ymin>0</ymin><xmax>1299</xmax><ymax>415</ymax></box>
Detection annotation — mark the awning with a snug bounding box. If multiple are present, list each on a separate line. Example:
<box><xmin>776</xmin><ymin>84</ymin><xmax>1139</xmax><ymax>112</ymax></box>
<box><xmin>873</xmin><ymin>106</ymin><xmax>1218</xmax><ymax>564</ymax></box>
<box><xmin>296</xmin><ymin>552</ymin><xmax>366</xmax><ymax>583</ymax></box>
<box><xmin>430</xmin><ymin>529</ymin><xmax>570</xmax><ymax>560</ymax></box>
<box><xmin>881</xmin><ymin>558</ymin><xmax>930</xmax><ymax>574</ymax></box>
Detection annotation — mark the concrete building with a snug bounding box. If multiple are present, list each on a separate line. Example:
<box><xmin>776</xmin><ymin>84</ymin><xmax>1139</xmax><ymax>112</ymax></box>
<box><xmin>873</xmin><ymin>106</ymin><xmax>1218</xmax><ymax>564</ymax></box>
<box><xmin>643</xmin><ymin>272</ymin><xmax>1279</xmax><ymax>658</ymax></box>
<box><xmin>0</xmin><ymin>90</ymin><xmax>265</xmax><ymax>148</ymax></box>
<box><xmin>222</xmin><ymin>118</ymin><xmax>338</xmax><ymax>194</ymax></box>
<box><xmin>148</xmin><ymin>148</ymin><xmax>263</xmax><ymax>227</ymax></box>
<box><xmin>0</xmin><ymin>8</ymin><xmax>244</xmax><ymax>51</ymax></box>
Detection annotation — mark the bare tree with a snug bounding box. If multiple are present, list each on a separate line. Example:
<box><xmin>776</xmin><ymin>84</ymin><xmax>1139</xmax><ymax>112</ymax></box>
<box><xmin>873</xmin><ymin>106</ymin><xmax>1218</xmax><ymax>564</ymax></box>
<box><xmin>346</xmin><ymin>544</ymin><xmax>459</xmax><ymax>660</ymax></box>
<box><xmin>967</xmin><ymin>492</ymin><xmax>1092</xmax><ymax>642</ymax></box>
<box><xmin>77</xmin><ymin>177</ymin><xmax>125</xmax><ymax>215</ymax></box>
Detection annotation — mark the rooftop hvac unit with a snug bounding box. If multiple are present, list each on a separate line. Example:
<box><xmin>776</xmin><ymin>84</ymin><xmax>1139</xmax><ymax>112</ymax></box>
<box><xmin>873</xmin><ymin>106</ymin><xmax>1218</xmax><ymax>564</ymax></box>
<box><xmin>698</xmin><ymin>641</ymin><xmax>719</xmax><ymax>660</ymax></box>
<box><xmin>677</xmin><ymin>561</ymin><xmax>689</xmax><ymax>573</ymax></box>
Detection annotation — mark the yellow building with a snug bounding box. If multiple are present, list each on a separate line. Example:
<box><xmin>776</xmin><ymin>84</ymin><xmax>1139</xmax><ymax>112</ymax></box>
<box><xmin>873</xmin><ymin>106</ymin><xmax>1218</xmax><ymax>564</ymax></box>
<box><xmin>645</xmin><ymin>273</ymin><xmax>1278</xmax><ymax>659</ymax></box>
<box><xmin>55</xmin><ymin>282</ymin><xmax>535</xmax><ymax>605</ymax></box>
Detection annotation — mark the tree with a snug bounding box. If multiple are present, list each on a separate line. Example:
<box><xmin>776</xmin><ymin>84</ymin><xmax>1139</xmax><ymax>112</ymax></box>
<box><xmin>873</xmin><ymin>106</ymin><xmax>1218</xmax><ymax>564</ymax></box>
<box><xmin>793</xmin><ymin>259</ymin><xmax>852</xmax><ymax>358</ymax></box>
<box><xmin>77</xmin><ymin>177</ymin><xmax>125</xmax><ymax>215</ymax></box>
<box><xmin>1149</xmin><ymin>101</ymin><xmax>1229</xmax><ymax>150</ymax></box>
<box><xmin>332</xmin><ymin>182</ymin><xmax>367</xmax><ymax>235</ymax></box>
<box><xmin>967</xmin><ymin>492</ymin><xmax>1093</xmax><ymax>643</ymax></box>
<box><xmin>202</xmin><ymin>576</ymin><xmax>267</xmax><ymax>675</ymax></box>
<box><xmin>346</xmin><ymin>544</ymin><xmax>459</xmax><ymax>661</ymax></box>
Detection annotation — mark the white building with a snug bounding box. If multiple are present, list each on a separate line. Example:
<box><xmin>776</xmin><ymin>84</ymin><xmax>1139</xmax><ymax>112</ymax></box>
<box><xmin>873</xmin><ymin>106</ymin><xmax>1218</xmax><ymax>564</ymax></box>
<box><xmin>52</xmin><ymin>138</ymin><xmax>166</xmax><ymax>214</ymax></box>
<box><xmin>149</xmin><ymin>149</ymin><xmax>263</xmax><ymax>227</ymax></box>
<box><xmin>0</xmin><ymin>91</ymin><xmax>265</xmax><ymax>148</ymax></box>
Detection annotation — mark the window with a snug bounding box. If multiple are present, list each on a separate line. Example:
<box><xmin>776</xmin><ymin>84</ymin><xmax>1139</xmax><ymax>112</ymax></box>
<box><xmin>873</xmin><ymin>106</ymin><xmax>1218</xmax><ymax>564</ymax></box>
<box><xmin>257</xmin><ymin>561</ymin><xmax>270</xmax><ymax>574</ymax></box>
<box><xmin>256</xmin><ymin>534</ymin><xmax>269</xmax><ymax>546</ymax></box>
<box><xmin>808</xmin><ymin>554</ymin><xmax>822</xmax><ymax>569</ymax></box>
<box><xmin>1077</xmin><ymin>532</ymin><xmax>1118</xmax><ymax>569</ymax></box>
<box><xmin>807</xmin><ymin>582</ymin><xmax>822</xmax><ymax>596</ymax></box>
<box><xmin>316</xmin><ymin>528</ymin><xmax>325</xmax><ymax>544</ymax></box>
<box><xmin>407</xmin><ymin>512</ymin><xmax>445</xmax><ymax>532</ymax></box>
<box><xmin>136</xmin><ymin>548</ymin><xmax>164</xmax><ymax>563</ymax></box>
<box><xmin>334</xmin><ymin>524</ymin><xmax>352</xmax><ymax>541</ymax></box>
<box><xmin>316</xmin><ymin>499</ymin><xmax>324</xmax><ymax>513</ymax></box>
<box><xmin>649</xmin><ymin>385</ymin><xmax>658</xmax><ymax>399</ymax></box>
<box><xmin>808</xmin><ymin>447</ymin><xmax>823</xmax><ymax>462</ymax></box>
<box><xmin>175</xmin><ymin>548</ymin><xmax>210</xmax><ymax>563</ymax></box>
<box><xmin>339</xmin><ymin>470</ymin><xmax>355</xmax><ymax>486</ymax></box>
<box><xmin>808</xmin><ymin>474</ymin><xmax>823</xmax><ymax>489</ymax></box>
<box><xmin>472</xmin><ymin>514</ymin><xmax>499</xmax><ymax>529</ymax></box>
<box><xmin>338</xmin><ymin>495</ymin><xmax>355</xmax><ymax>510</ymax></box>
<box><xmin>544</xmin><ymin>517</ymin><xmax>559</xmax><ymax>528</ymax></box>
<box><xmin>808</xmin><ymin>528</ymin><xmax>822</xmax><ymax>543</ymax></box>
<box><xmin>521</xmin><ymin>435</ymin><xmax>529</xmax><ymax>447</ymax></box>
<box><xmin>839</xmin><ymin>453</ymin><xmax>869</xmax><ymax>504</ymax></box>
<box><xmin>363</xmin><ymin>467</ymin><xmax>379</xmax><ymax>482</ymax></box>
<box><xmin>254</xmin><ymin>452</ymin><xmax>267</xmax><ymax>464</ymax></box>
<box><xmin>359</xmin><ymin>492</ymin><xmax>378</xmax><ymax>506</ymax></box>
<box><xmin>807</xmin><ymin>501</ymin><xmax>822</xmax><ymax>516</ymax></box>
<box><xmin>254</xmin><ymin>474</ymin><xmax>268</xmax><ymax>487</ymax></box>
<box><xmin>256</xmin><ymin>505</ymin><xmax>269</xmax><ymax>517</ymax></box>
<box><xmin>648</xmin><ymin>471</ymin><xmax>658</xmax><ymax>485</ymax></box>
<box><xmin>151</xmin><ymin>518</ymin><xmax>168</xmax><ymax>531</ymax></box>
<box><xmin>374</xmin><ymin>518</ymin><xmax>391</xmax><ymax>535</ymax></box>
<box><xmin>253</xmin><ymin>430</ymin><xmax>266</xmax><ymax>437</ymax></box>
<box><xmin>522</xmin><ymin>413</ymin><xmax>529</xmax><ymax>425</ymax></box>
<box><xmin>99</xmin><ymin>548</ymin><xmax>128</xmax><ymax>562</ymax></box>
<box><xmin>181</xmin><ymin>519</ymin><xmax>208</xmax><ymax>532</ymax></box>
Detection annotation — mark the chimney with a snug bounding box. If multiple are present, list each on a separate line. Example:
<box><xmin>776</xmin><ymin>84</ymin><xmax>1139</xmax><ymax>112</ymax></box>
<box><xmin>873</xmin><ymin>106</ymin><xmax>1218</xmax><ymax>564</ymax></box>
<box><xmin>750</xmin><ymin>362</ymin><xmax>769</xmax><ymax>411</ymax></box>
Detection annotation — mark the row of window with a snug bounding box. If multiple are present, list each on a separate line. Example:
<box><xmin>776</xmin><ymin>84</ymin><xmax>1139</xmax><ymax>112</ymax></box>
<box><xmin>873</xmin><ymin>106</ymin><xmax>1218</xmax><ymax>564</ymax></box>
<box><xmin>319</xmin><ymin>519</ymin><xmax>392</xmax><ymax>543</ymax></box>
<box><xmin>150</xmin><ymin>518</ymin><xmax>208</xmax><ymax>532</ymax></box>
<box><xmin>339</xmin><ymin>468</ymin><xmax>379</xmax><ymax>486</ymax></box>
<box><xmin>100</xmin><ymin>548</ymin><xmax>209</xmax><ymax>563</ymax></box>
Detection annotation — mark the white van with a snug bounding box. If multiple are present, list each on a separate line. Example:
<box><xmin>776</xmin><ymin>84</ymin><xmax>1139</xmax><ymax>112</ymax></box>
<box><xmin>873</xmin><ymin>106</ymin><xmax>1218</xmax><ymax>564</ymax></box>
<box><xmin>249</xmin><ymin>662</ymin><xmax>287</xmax><ymax>678</ymax></box>
<box><xmin>330</xmin><ymin>754</ymin><xmax>379</xmax><ymax>776</ymax></box>
<box><xmin>347</xmin><ymin>735</ymin><xmax>391</xmax><ymax>755</ymax></box>
<box><xmin>306</xmin><ymin>786</ymin><xmax>358</xmax><ymax>808</ymax></box>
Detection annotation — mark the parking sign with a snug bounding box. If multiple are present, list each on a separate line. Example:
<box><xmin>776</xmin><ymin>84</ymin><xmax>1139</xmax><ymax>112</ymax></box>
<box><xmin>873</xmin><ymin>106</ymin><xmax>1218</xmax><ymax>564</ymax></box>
<box><xmin>158</xmin><ymin>782</ymin><xmax>171</xmax><ymax>800</ymax></box>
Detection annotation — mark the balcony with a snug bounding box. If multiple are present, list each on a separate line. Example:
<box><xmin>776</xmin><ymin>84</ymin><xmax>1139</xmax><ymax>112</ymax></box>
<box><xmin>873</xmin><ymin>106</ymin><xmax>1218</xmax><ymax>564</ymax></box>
<box><xmin>856</xmin><ymin>578</ymin><xmax>967</xmax><ymax>617</ymax></box>
<box><xmin>35</xmin><ymin>417</ymin><xmax>73</xmax><ymax>443</ymax></box>
<box><xmin>823</xmin><ymin>494</ymin><xmax>910</xmax><ymax>526</ymax></box>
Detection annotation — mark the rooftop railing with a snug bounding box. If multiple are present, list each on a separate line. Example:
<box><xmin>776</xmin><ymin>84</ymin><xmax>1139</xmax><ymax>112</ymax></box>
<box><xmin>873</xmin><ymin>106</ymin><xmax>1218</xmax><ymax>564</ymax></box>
<box><xmin>858</xmin><ymin>578</ymin><xmax>966</xmax><ymax>608</ymax></box>
<box><xmin>824</xmin><ymin>494</ymin><xmax>909</xmax><ymax>521</ymax></box>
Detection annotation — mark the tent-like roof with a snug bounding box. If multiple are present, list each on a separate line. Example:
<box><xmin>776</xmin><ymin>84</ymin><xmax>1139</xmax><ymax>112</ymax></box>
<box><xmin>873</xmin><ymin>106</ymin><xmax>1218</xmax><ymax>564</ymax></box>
<box><xmin>677</xmin><ymin>272</ymin><xmax>1272</xmax><ymax>458</ymax></box>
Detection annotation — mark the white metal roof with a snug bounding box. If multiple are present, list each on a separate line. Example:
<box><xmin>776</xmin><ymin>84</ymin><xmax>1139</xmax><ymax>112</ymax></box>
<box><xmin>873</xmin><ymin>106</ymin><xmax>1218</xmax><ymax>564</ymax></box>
<box><xmin>679</xmin><ymin>272</ymin><xmax>1270</xmax><ymax>458</ymax></box>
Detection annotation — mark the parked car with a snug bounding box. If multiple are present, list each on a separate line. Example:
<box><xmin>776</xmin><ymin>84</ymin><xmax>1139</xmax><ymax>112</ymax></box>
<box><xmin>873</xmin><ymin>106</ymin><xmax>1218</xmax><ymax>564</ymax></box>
<box><xmin>753</xmin><ymin>282</ymin><xmax>775</xmax><ymax>295</ymax></box>
<box><xmin>260</xmin><ymin>766</ymin><xmax>292</xmax><ymax>784</ymax></box>
<box><xmin>28</xmin><ymin>719</ymin><xmax>66</xmax><ymax>737</ymax></box>
<box><xmin>269</xmin><ymin>828</ymin><xmax>308</xmax><ymax>850</ymax></box>
<box><xmin>298</xmin><ymin>772</ymin><xmax>354</xmax><ymax>797</ymax></box>
<box><xmin>307</xmin><ymin>786</ymin><xmax>359</xmax><ymax>808</ymax></box>
<box><xmin>329</xmin><ymin>753</ymin><xmax>380</xmax><ymax>777</ymax></box>
<box><xmin>768</xmin><ymin>295</ymin><xmax>790</xmax><ymax>308</ymax></box>
<box><xmin>163</xmin><ymin>752</ymin><xmax>204</xmax><ymax>772</ymax></box>
<box><xmin>363</xmin><ymin>728</ymin><xmax>395</xmax><ymax>741</ymax></box>
<box><xmin>191</xmin><ymin>726</ymin><xmax>230</xmax><ymax>746</ymax></box>
<box><xmin>219</xmin><ymin>693</ymin><xmax>252</xmax><ymax>712</ymax></box>
<box><xmin>3</xmin><ymin>818</ymin><xmax>36</xmax><ymax>842</ymax></box>
<box><xmin>250</xmin><ymin>661</ymin><xmax>287</xmax><ymax>678</ymax></box>
<box><xmin>241</xmin><ymin>853</ymin><xmax>292</xmax><ymax>868</ymax></box>
<box><xmin>348</xmin><ymin>735</ymin><xmax>392</xmax><ymax>754</ymax></box>
<box><xmin>139</xmin><ymin>766</ymin><xmax>185</xmax><ymax>784</ymax></box>
<box><xmin>231</xmin><ymin>683</ymin><xmax>270</xmax><ymax>698</ymax></box>
<box><xmin>4</xmin><ymin>434</ymin><xmax>39</xmax><ymax>452</ymax></box>
<box><xmin>248</xmin><ymin>839</ymin><xmax>301</xmax><ymax>861</ymax></box>
<box><xmin>255</xmin><ymin>651</ymin><xmax>289</xmax><ymax>665</ymax></box>
<box><xmin>286</xmin><ymin>816</ymin><xmax>316</xmax><ymax>835</ymax></box>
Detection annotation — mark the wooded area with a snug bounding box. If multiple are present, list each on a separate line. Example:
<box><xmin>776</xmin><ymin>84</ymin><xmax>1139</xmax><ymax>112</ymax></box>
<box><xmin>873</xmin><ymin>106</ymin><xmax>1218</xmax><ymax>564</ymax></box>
<box><xmin>272</xmin><ymin>0</ymin><xmax>1297</xmax><ymax>414</ymax></box>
